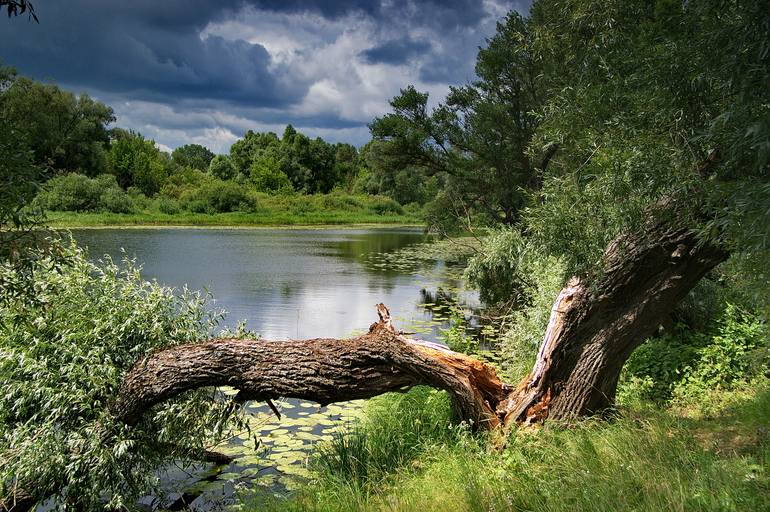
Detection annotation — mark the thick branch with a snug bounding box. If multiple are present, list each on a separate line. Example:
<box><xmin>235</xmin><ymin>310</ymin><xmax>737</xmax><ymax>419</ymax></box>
<box><xmin>113</xmin><ymin>304</ymin><xmax>507</xmax><ymax>430</ymax></box>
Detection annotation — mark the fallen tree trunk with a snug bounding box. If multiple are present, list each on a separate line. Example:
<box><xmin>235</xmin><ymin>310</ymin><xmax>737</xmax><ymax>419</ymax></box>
<box><xmin>113</xmin><ymin>304</ymin><xmax>509</xmax><ymax>431</ymax></box>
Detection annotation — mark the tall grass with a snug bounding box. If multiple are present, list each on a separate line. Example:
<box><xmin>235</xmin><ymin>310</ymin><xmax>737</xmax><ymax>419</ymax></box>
<box><xmin>248</xmin><ymin>382</ymin><xmax>770</xmax><ymax>512</ymax></box>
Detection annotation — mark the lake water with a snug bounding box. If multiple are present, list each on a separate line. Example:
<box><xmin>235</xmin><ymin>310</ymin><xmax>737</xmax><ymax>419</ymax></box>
<box><xmin>69</xmin><ymin>226</ymin><xmax>472</xmax><ymax>509</ymax></box>
<box><xmin>71</xmin><ymin>227</ymin><xmax>451</xmax><ymax>341</ymax></box>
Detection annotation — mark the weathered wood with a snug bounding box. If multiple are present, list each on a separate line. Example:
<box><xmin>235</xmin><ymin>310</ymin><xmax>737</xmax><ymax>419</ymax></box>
<box><xmin>113</xmin><ymin>304</ymin><xmax>507</xmax><ymax>431</ymax></box>
<box><xmin>500</xmin><ymin>208</ymin><xmax>728</xmax><ymax>423</ymax></box>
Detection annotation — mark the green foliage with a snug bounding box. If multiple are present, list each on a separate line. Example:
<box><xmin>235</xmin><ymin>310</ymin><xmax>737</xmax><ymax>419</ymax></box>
<box><xmin>365</xmin><ymin>196</ymin><xmax>403</xmax><ymax>216</ymax></box>
<box><xmin>156</xmin><ymin>196</ymin><xmax>182</xmax><ymax>215</ymax></box>
<box><xmin>189</xmin><ymin>179</ymin><xmax>254</xmax><ymax>213</ymax></box>
<box><xmin>465</xmin><ymin>229</ymin><xmax>531</xmax><ymax>305</ymax></box>
<box><xmin>311</xmin><ymin>387</ymin><xmax>460</xmax><ymax>490</ymax></box>
<box><xmin>171</xmin><ymin>143</ymin><xmax>214</xmax><ymax>171</ymax></box>
<box><xmin>255</xmin><ymin>382</ymin><xmax>770</xmax><ymax>512</ymax></box>
<box><xmin>208</xmin><ymin>154</ymin><xmax>237</xmax><ymax>181</ymax></box>
<box><xmin>250</xmin><ymin>155</ymin><xmax>293</xmax><ymax>193</ymax></box>
<box><xmin>0</xmin><ymin>242</ymin><xmax>241</xmax><ymax>509</ymax></box>
<box><xmin>108</xmin><ymin>129</ymin><xmax>170</xmax><ymax>196</ymax></box>
<box><xmin>98</xmin><ymin>186</ymin><xmax>135</xmax><ymax>214</ymax></box>
<box><xmin>228</xmin><ymin>126</ymin><xmax>358</xmax><ymax>195</ymax></box>
<box><xmin>0</xmin><ymin>113</ymin><xmax>45</xmax><ymax>258</ymax></box>
<box><xmin>369</xmin><ymin>12</ymin><xmax>544</xmax><ymax>228</ymax></box>
<box><xmin>622</xmin><ymin>304</ymin><xmax>767</xmax><ymax>405</ymax></box>
<box><xmin>0</xmin><ymin>65</ymin><xmax>113</xmax><ymax>175</ymax></box>
<box><xmin>523</xmin><ymin>0</ymin><xmax>770</xmax><ymax>276</ymax></box>
<box><xmin>36</xmin><ymin>173</ymin><xmax>135</xmax><ymax>213</ymax></box>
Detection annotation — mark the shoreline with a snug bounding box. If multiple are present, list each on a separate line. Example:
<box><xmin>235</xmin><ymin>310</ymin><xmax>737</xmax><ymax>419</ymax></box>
<box><xmin>52</xmin><ymin>223</ymin><xmax>425</xmax><ymax>230</ymax></box>
<box><xmin>44</xmin><ymin>212</ymin><xmax>423</xmax><ymax>230</ymax></box>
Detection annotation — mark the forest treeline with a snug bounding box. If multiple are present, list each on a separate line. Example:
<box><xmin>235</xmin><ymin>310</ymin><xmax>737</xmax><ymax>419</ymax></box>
<box><xmin>0</xmin><ymin>64</ymin><xmax>439</xmax><ymax>219</ymax></box>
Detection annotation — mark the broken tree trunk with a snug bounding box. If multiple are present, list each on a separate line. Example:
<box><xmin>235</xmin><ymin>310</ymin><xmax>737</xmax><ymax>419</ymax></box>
<box><xmin>500</xmin><ymin>204</ymin><xmax>728</xmax><ymax>423</ymax></box>
<box><xmin>113</xmin><ymin>304</ymin><xmax>508</xmax><ymax>431</ymax></box>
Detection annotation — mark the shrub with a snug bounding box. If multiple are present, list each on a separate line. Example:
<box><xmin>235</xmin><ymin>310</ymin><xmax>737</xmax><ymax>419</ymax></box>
<box><xmin>367</xmin><ymin>196</ymin><xmax>404</xmax><ymax>215</ymax></box>
<box><xmin>99</xmin><ymin>187</ymin><xmax>135</xmax><ymax>213</ymax></box>
<box><xmin>199</xmin><ymin>180</ymin><xmax>251</xmax><ymax>212</ymax></box>
<box><xmin>0</xmin><ymin>241</ymin><xmax>241</xmax><ymax>509</ymax></box>
<box><xmin>621</xmin><ymin>304</ymin><xmax>768</xmax><ymax>405</ymax></box>
<box><xmin>38</xmin><ymin>173</ymin><xmax>103</xmax><ymax>211</ymax></box>
<box><xmin>157</xmin><ymin>197</ymin><xmax>181</xmax><ymax>215</ymax></box>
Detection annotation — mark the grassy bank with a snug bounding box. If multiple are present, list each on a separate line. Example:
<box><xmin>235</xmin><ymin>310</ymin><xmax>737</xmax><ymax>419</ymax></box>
<box><xmin>45</xmin><ymin>210</ymin><xmax>420</xmax><ymax>228</ymax></box>
<box><xmin>43</xmin><ymin>193</ymin><xmax>422</xmax><ymax>227</ymax></box>
<box><xmin>244</xmin><ymin>382</ymin><xmax>770</xmax><ymax>512</ymax></box>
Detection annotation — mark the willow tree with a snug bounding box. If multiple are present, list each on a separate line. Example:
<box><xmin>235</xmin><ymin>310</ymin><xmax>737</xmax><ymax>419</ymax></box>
<box><xmin>500</xmin><ymin>0</ymin><xmax>769</xmax><ymax>419</ymax></box>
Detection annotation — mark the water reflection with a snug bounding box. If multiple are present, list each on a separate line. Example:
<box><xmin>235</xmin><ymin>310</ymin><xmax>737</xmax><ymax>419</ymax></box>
<box><xmin>67</xmin><ymin>226</ymin><xmax>476</xmax><ymax>510</ymax></box>
<box><xmin>70</xmin><ymin>227</ymin><xmax>432</xmax><ymax>341</ymax></box>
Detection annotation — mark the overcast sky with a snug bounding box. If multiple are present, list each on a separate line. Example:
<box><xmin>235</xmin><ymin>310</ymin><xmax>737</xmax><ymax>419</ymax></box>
<box><xmin>1</xmin><ymin>0</ymin><xmax>531</xmax><ymax>153</ymax></box>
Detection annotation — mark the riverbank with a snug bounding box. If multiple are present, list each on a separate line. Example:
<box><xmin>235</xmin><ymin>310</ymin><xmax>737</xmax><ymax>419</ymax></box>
<box><xmin>45</xmin><ymin>210</ymin><xmax>422</xmax><ymax>228</ymax></box>
<box><xmin>250</xmin><ymin>380</ymin><xmax>770</xmax><ymax>511</ymax></box>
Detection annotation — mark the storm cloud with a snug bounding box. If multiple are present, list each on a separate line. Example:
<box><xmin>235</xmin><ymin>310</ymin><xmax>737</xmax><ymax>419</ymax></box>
<box><xmin>1</xmin><ymin>0</ymin><xmax>531</xmax><ymax>152</ymax></box>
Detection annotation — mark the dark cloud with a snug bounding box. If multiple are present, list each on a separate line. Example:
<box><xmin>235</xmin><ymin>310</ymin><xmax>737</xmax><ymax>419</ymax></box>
<box><xmin>360</xmin><ymin>38</ymin><xmax>432</xmax><ymax>65</ymax></box>
<box><xmin>1</xmin><ymin>0</ymin><xmax>532</xmax><ymax>151</ymax></box>
<box><xmin>1</xmin><ymin>1</ymin><xmax>303</xmax><ymax>108</ymax></box>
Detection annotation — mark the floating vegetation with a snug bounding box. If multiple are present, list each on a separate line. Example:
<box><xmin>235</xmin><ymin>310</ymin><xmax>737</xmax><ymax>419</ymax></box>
<box><xmin>166</xmin><ymin>236</ymin><xmax>508</xmax><ymax>509</ymax></box>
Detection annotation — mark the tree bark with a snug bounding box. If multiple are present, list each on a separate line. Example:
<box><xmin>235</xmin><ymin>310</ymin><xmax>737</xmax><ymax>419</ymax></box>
<box><xmin>113</xmin><ymin>304</ymin><xmax>508</xmax><ymax>431</ymax></box>
<box><xmin>499</xmin><ymin>207</ymin><xmax>728</xmax><ymax>423</ymax></box>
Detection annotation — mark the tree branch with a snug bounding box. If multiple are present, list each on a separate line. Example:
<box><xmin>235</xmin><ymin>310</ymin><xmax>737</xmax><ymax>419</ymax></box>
<box><xmin>112</xmin><ymin>304</ymin><xmax>508</xmax><ymax>431</ymax></box>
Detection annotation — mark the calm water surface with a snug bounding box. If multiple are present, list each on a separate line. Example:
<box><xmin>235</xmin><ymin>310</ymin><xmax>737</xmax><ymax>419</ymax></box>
<box><xmin>71</xmin><ymin>227</ymin><xmax>446</xmax><ymax>340</ymax></box>
<box><xmin>69</xmin><ymin>227</ymin><xmax>468</xmax><ymax>509</ymax></box>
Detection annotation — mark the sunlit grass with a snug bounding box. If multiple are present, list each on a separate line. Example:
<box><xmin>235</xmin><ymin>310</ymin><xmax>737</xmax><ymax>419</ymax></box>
<box><xmin>43</xmin><ymin>193</ymin><xmax>422</xmax><ymax>227</ymax></box>
<box><xmin>243</xmin><ymin>381</ymin><xmax>770</xmax><ymax>512</ymax></box>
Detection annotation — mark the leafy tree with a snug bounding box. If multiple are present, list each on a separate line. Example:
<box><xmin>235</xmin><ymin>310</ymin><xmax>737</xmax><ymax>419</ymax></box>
<box><xmin>333</xmin><ymin>142</ymin><xmax>359</xmax><ymax>188</ymax></box>
<box><xmin>250</xmin><ymin>155</ymin><xmax>292</xmax><ymax>193</ymax></box>
<box><xmin>0</xmin><ymin>113</ymin><xmax>45</xmax><ymax>259</ymax></box>
<box><xmin>229</xmin><ymin>130</ymin><xmax>280</xmax><ymax>176</ymax></box>
<box><xmin>0</xmin><ymin>66</ymin><xmax>114</xmax><ymax>176</ymax></box>
<box><xmin>171</xmin><ymin>143</ymin><xmax>214</xmax><ymax>171</ymax></box>
<box><xmin>208</xmin><ymin>154</ymin><xmax>236</xmax><ymax>180</ymax></box>
<box><xmin>0</xmin><ymin>243</ymin><xmax>244</xmax><ymax>509</ymax></box>
<box><xmin>469</xmin><ymin>0</ymin><xmax>770</xmax><ymax>420</ymax></box>
<box><xmin>356</xmin><ymin>140</ymin><xmax>438</xmax><ymax>205</ymax></box>
<box><xmin>370</xmin><ymin>12</ymin><xmax>547</xmax><ymax>227</ymax></box>
<box><xmin>108</xmin><ymin>129</ymin><xmax>170</xmax><ymax>196</ymax></box>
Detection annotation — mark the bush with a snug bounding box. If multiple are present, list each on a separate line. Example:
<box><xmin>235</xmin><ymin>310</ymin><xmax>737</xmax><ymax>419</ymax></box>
<box><xmin>367</xmin><ymin>196</ymin><xmax>404</xmax><ymax>215</ymax></box>
<box><xmin>157</xmin><ymin>197</ymin><xmax>181</xmax><ymax>215</ymax></box>
<box><xmin>0</xmin><ymin>241</ymin><xmax>241</xmax><ymax>509</ymax></box>
<box><xmin>198</xmin><ymin>180</ymin><xmax>252</xmax><ymax>212</ymax></box>
<box><xmin>37</xmin><ymin>173</ymin><xmax>136</xmax><ymax>213</ymax></box>
<box><xmin>99</xmin><ymin>187</ymin><xmax>135</xmax><ymax>214</ymax></box>
<box><xmin>621</xmin><ymin>304</ymin><xmax>768</xmax><ymax>405</ymax></box>
<box><xmin>38</xmin><ymin>173</ymin><xmax>103</xmax><ymax>211</ymax></box>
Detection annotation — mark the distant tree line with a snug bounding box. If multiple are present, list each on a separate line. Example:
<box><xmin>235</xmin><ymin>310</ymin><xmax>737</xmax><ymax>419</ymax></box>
<box><xmin>0</xmin><ymin>63</ymin><xmax>435</xmax><ymax>217</ymax></box>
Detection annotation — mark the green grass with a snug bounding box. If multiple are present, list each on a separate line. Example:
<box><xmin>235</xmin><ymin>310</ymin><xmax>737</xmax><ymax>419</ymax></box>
<box><xmin>243</xmin><ymin>382</ymin><xmax>770</xmax><ymax>512</ymax></box>
<box><xmin>45</xmin><ymin>210</ymin><xmax>419</xmax><ymax>228</ymax></box>
<box><xmin>43</xmin><ymin>193</ymin><xmax>422</xmax><ymax>227</ymax></box>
